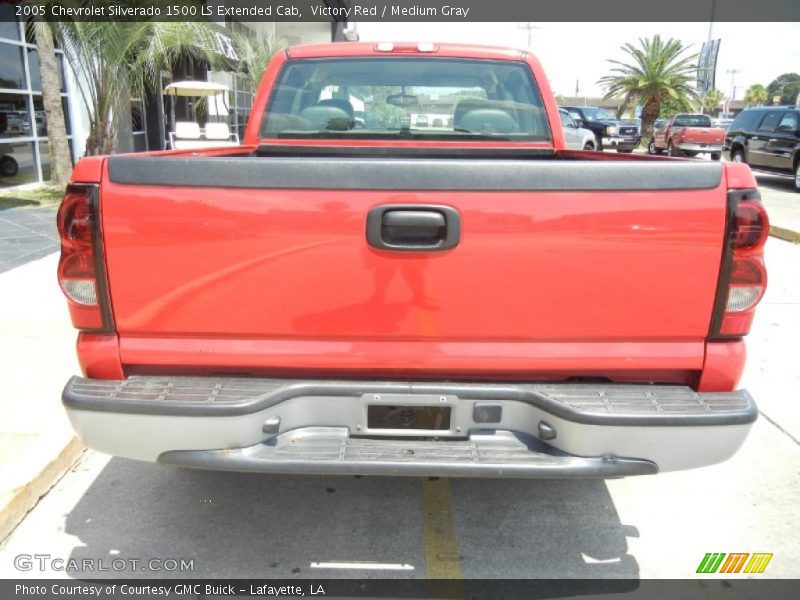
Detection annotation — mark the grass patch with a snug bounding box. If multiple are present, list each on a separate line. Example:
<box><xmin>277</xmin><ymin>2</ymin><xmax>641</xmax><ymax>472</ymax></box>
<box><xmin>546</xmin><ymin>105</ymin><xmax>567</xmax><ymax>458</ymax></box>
<box><xmin>0</xmin><ymin>185</ymin><xmax>65</xmax><ymax>209</ymax></box>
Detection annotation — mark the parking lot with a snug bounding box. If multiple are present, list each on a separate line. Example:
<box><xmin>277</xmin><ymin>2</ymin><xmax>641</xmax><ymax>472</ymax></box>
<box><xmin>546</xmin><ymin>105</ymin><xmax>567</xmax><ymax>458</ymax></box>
<box><xmin>0</xmin><ymin>167</ymin><xmax>798</xmax><ymax>582</ymax></box>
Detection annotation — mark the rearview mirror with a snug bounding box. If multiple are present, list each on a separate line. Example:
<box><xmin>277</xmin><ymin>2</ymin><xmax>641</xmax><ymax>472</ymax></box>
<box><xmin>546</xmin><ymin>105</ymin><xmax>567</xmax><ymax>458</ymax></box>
<box><xmin>386</xmin><ymin>93</ymin><xmax>419</xmax><ymax>109</ymax></box>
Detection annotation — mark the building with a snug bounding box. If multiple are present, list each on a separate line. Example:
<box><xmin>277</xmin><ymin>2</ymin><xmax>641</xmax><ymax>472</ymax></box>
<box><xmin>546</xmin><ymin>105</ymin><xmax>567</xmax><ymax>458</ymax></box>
<box><xmin>0</xmin><ymin>4</ymin><xmax>77</xmax><ymax>187</ymax></box>
<box><xmin>0</xmin><ymin>1</ymin><xmax>353</xmax><ymax>188</ymax></box>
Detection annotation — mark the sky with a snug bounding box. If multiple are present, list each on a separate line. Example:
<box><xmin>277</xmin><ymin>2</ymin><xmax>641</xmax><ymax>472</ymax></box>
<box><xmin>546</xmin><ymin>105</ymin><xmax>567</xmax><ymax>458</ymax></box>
<box><xmin>355</xmin><ymin>22</ymin><xmax>800</xmax><ymax>101</ymax></box>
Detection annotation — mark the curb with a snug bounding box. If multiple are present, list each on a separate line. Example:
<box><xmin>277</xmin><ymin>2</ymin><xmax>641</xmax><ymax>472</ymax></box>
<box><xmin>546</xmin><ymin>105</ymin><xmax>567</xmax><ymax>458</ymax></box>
<box><xmin>770</xmin><ymin>225</ymin><xmax>800</xmax><ymax>244</ymax></box>
<box><xmin>0</xmin><ymin>436</ymin><xmax>85</xmax><ymax>544</ymax></box>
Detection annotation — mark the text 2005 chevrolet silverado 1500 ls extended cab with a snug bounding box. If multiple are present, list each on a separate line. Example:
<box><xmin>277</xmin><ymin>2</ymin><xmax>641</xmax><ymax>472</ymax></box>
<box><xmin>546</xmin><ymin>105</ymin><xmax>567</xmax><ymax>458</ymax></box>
<box><xmin>58</xmin><ymin>43</ymin><xmax>768</xmax><ymax>478</ymax></box>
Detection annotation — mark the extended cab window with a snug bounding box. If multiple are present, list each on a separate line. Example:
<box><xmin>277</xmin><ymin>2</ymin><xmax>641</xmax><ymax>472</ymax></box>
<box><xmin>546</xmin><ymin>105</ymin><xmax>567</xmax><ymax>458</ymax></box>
<box><xmin>757</xmin><ymin>111</ymin><xmax>783</xmax><ymax>132</ymax></box>
<box><xmin>261</xmin><ymin>58</ymin><xmax>550</xmax><ymax>141</ymax></box>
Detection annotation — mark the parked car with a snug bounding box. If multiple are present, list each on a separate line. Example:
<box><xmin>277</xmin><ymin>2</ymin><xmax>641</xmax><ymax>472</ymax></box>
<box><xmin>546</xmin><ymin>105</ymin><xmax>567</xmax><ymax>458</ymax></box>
<box><xmin>558</xmin><ymin>108</ymin><xmax>597</xmax><ymax>150</ymax></box>
<box><xmin>725</xmin><ymin>106</ymin><xmax>800</xmax><ymax>191</ymax></box>
<box><xmin>561</xmin><ymin>105</ymin><xmax>641</xmax><ymax>152</ymax></box>
<box><xmin>0</xmin><ymin>143</ymin><xmax>19</xmax><ymax>178</ymax></box>
<box><xmin>648</xmin><ymin>114</ymin><xmax>724</xmax><ymax>160</ymax></box>
<box><xmin>713</xmin><ymin>117</ymin><xmax>734</xmax><ymax>130</ymax></box>
<box><xmin>58</xmin><ymin>42</ymin><xmax>767</xmax><ymax>478</ymax></box>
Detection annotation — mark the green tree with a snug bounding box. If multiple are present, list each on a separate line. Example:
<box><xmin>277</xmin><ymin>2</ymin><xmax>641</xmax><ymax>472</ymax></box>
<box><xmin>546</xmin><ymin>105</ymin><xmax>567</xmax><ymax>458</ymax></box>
<box><xmin>31</xmin><ymin>20</ymin><xmax>73</xmax><ymax>187</ymax></box>
<box><xmin>766</xmin><ymin>73</ymin><xmax>800</xmax><ymax>105</ymax></box>
<box><xmin>53</xmin><ymin>18</ymin><xmax>228</xmax><ymax>155</ymax></box>
<box><xmin>231</xmin><ymin>31</ymin><xmax>285</xmax><ymax>91</ymax></box>
<box><xmin>702</xmin><ymin>89</ymin><xmax>724</xmax><ymax>114</ymax></box>
<box><xmin>658</xmin><ymin>95</ymin><xmax>694</xmax><ymax>118</ymax></box>
<box><xmin>598</xmin><ymin>35</ymin><xmax>699</xmax><ymax>143</ymax></box>
<box><xmin>744</xmin><ymin>84</ymin><xmax>768</xmax><ymax>106</ymax></box>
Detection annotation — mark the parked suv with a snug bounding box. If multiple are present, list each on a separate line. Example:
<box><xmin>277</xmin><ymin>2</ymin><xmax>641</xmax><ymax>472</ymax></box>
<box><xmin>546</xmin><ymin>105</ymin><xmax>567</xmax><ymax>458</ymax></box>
<box><xmin>725</xmin><ymin>106</ymin><xmax>800</xmax><ymax>192</ymax></box>
<box><xmin>561</xmin><ymin>106</ymin><xmax>641</xmax><ymax>152</ymax></box>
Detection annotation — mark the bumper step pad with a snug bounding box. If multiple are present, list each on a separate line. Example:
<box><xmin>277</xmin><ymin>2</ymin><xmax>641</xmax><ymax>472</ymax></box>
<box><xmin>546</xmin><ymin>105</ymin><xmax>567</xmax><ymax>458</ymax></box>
<box><xmin>64</xmin><ymin>376</ymin><xmax>757</xmax><ymax>426</ymax></box>
<box><xmin>158</xmin><ymin>428</ymin><xmax>657</xmax><ymax>478</ymax></box>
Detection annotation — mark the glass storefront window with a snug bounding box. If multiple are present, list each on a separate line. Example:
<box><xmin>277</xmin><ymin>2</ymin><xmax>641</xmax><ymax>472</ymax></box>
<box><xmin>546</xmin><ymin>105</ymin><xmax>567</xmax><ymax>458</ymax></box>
<box><xmin>0</xmin><ymin>93</ymin><xmax>31</xmax><ymax>138</ymax></box>
<box><xmin>32</xmin><ymin>95</ymin><xmax>72</xmax><ymax>137</ymax></box>
<box><xmin>0</xmin><ymin>6</ymin><xmax>21</xmax><ymax>42</ymax></box>
<box><xmin>28</xmin><ymin>48</ymin><xmax>67</xmax><ymax>94</ymax></box>
<box><xmin>0</xmin><ymin>140</ymin><xmax>36</xmax><ymax>186</ymax></box>
<box><xmin>0</xmin><ymin>43</ymin><xmax>26</xmax><ymax>90</ymax></box>
<box><xmin>0</xmin><ymin>12</ymin><xmax>73</xmax><ymax>186</ymax></box>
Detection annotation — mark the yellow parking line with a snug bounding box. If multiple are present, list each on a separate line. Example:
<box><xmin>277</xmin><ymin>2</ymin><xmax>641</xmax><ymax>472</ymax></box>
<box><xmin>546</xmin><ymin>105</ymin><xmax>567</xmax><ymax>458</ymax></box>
<box><xmin>420</xmin><ymin>476</ymin><xmax>464</xmax><ymax>595</ymax></box>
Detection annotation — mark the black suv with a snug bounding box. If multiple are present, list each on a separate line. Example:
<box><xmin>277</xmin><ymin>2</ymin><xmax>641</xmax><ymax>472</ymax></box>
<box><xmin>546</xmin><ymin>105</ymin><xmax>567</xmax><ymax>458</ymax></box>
<box><xmin>725</xmin><ymin>106</ymin><xmax>800</xmax><ymax>192</ymax></box>
<box><xmin>561</xmin><ymin>106</ymin><xmax>641</xmax><ymax>152</ymax></box>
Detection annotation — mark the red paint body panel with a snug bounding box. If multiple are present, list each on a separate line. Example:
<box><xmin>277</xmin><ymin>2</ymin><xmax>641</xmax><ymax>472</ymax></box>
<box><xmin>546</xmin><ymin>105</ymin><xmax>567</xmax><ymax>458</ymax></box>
<box><xmin>63</xmin><ymin>43</ymin><xmax>762</xmax><ymax>390</ymax></box>
<box><xmin>77</xmin><ymin>332</ymin><xmax>124</xmax><ymax>379</ymax></box>
<box><xmin>101</xmin><ymin>179</ymin><xmax>727</xmax><ymax>345</ymax></box>
<box><xmin>698</xmin><ymin>340</ymin><xmax>746</xmax><ymax>392</ymax></box>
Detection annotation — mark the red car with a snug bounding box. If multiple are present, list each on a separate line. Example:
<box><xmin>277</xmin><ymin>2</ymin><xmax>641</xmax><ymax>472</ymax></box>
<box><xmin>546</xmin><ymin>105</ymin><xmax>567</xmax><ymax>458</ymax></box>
<box><xmin>58</xmin><ymin>43</ymin><xmax>767</xmax><ymax>478</ymax></box>
<box><xmin>648</xmin><ymin>113</ymin><xmax>726</xmax><ymax>160</ymax></box>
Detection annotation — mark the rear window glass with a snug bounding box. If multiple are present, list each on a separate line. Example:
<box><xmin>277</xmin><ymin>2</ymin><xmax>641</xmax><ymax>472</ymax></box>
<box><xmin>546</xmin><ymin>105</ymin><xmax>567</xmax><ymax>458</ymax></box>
<box><xmin>261</xmin><ymin>58</ymin><xmax>551</xmax><ymax>141</ymax></box>
<box><xmin>672</xmin><ymin>115</ymin><xmax>712</xmax><ymax>127</ymax></box>
<box><xmin>730</xmin><ymin>110</ymin><xmax>765</xmax><ymax>133</ymax></box>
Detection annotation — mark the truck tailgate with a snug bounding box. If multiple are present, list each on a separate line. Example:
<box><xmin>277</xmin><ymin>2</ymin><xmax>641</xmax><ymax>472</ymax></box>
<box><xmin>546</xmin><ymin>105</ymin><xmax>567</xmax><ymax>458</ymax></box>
<box><xmin>681</xmin><ymin>127</ymin><xmax>725</xmax><ymax>144</ymax></box>
<box><xmin>100</xmin><ymin>156</ymin><xmax>726</xmax><ymax>376</ymax></box>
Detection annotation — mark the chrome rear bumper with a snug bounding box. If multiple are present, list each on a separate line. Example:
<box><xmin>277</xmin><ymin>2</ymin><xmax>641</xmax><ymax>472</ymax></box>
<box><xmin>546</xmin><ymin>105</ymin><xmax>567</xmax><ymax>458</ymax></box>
<box><xmin>63</xmin><ymin>376</ymin><xmax>757</xmax><ymax>476</ymax></box>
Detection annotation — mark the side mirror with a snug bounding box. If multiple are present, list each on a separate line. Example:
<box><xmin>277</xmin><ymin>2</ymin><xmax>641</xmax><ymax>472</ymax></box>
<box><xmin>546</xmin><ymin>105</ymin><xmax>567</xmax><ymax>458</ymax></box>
<box><xmin>575</xmin><ymin>119</ymin><xmax>585</xmax><ymax>128</ymax></box>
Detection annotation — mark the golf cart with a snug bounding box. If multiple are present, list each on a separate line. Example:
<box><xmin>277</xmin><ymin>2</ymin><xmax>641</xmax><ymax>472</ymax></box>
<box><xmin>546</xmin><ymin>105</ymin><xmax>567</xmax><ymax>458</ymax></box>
<box><xmin>164</xmin><ymin>81</ymin><xmax>240</xmax><ymax>150</ymax></box>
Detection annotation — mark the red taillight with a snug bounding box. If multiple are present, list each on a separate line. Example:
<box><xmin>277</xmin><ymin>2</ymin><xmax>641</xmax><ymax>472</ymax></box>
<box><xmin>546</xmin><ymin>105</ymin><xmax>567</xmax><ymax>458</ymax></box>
<box><xmin>710</xmin><ymin>189</ymin><xmax>769</xmax><ymax>339</ymax></box>
<box><xmin>57</xmin><ymin>185</ymin><xmax>111</xmax><ymax>331</ymax></box>
<box><xmin>733</xmin><ymin>198</ymin><xmax>768</xmax><ymax>251</ymax></box>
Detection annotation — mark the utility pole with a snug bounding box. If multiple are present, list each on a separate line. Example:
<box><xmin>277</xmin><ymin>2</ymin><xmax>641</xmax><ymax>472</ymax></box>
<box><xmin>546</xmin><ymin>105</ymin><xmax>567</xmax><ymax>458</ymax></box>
<box><xmin>517</xmin><ymin>22</ymin><xmax>541</xmax><ymax>51</ymax></box>
<box><xmin>727</xmin><ymin>69</ymin><xmax>741</xmax><ymax>100</ymax></box>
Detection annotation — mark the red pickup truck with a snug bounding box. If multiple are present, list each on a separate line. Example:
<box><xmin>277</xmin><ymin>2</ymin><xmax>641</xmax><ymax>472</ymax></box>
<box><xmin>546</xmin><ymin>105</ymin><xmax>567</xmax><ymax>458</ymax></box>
<box><xmin>58</xmin><ymin>43</ymin><xmax>768</xmax><ymax>478</ymax></box>
<box><xmin>648</xmin><ymin>113</ymin><xmax>726</xmax><ymax>160</ymax></box>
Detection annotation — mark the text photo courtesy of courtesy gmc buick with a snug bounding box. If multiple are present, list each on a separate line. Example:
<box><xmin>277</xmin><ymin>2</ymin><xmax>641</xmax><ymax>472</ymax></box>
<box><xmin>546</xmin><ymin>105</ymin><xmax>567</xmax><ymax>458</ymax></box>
<box><xmin>58</xmin><ymin>43</ymin><xmax>768</xmax><ymax>478</ymax></box>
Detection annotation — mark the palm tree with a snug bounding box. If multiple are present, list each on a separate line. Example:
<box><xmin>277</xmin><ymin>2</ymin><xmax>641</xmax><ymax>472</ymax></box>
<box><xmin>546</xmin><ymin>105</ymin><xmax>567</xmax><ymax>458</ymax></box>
<box><xmin>31</xmin><ymin>20</ymin><xmax>73</xmax><ymax>187</ymax></box>
<box><xmin>702</xmin><ymin>89</ymin><xmax>724</xmax><ymax>115</ymax></box>
<box><xmin>52</xmin><ymin>20</ymin><xmax>228</xmax><ymax>155</ymax></box>
<box><xmin>744</xmin><ymin>84</ymin><xmax>768</xmax><ymax>107</ymax></box>
<box><xmin>598</xmin><ymin>35</ymin><xmax>699</xmax><ymax>143</ymax></box>
<box><xmin>232</xmin><ymin>31</ymin><xmax>285</xmax><ymax>91</ymax></box>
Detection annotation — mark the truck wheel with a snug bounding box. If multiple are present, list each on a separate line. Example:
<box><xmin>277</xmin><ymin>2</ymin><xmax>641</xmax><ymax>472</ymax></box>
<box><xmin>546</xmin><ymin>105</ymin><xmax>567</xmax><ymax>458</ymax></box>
<box><xmin>582</xmin><ymin>142</ymin><xmax>595</xmax><ymax>151</ymax></box>
<box><xmin>711</xmin><ymin>152</ymin><xmax>721</xmax><ymax>161</ymax></box>
<box><xmin>794</xmin><ymin>160</ymin><xmax>800</xmax><ymax>192</ymax></box>
<box><xmin>668</xmin><ymin>141</ymin><xmax>681</xmax><ymax>157</ymax></box>
<box><xmin>730</xmin><ymin>148</ymin><xmax>746</xmax><ymax>164</ymax></box>
<box><xmin>647</xmin><ymin>140</ymin><xmax>663</xmax><ymax>155</ymax></box>
<box><xmin>0</xmin><ymin>155</ymin><xmax>18</xmax><ymax>178</ymax></box>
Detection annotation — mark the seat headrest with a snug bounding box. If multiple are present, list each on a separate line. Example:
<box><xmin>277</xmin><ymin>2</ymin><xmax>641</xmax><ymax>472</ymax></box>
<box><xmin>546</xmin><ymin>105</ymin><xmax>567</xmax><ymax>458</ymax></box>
<box><xmin>457</xmin><ymin>109</ymin><xmax>518</xmax><ymax>134</ymax></box>
<box><xmin>317</xmin><ymin>98</ymin><xmax>355</xmax><ymax>118</ymax></box>
<box><xmin>298</xmin><ymin>106</ymin><xmax>353</xmax><ymax>131</ymax></box>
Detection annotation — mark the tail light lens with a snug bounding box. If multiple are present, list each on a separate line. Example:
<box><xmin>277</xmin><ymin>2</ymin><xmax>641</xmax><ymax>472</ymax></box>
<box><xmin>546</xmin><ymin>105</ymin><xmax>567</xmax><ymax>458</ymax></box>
<box><xmin>57</xmin><ymin>185</ymin><xmax>112</xmax><ymax>331</ymax></box>
<box><xmin>710</xmin><ymin>190</ymin><xmax>769</xmax><ymax>339</ymax></box>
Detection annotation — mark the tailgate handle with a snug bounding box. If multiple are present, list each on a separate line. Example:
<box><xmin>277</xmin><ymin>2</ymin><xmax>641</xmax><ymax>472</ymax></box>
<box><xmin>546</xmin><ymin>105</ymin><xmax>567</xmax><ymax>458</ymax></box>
<box><xmin>366</xmin><ymin>205</ymin><xmax>461</xmax><ymax>251</ymax></box>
